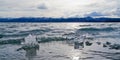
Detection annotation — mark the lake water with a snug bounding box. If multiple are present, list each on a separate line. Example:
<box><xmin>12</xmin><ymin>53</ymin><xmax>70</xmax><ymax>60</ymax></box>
<box><xmin>0</xmin><ymin>23</ymin><xmax>120</xmax><ymax>60</ymax></box>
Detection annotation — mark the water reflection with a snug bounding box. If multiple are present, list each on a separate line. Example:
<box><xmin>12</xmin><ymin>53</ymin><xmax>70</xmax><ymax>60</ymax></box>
<box><xmin>25</xmin><ymin>48</ymin><xmax>37</xmax><ymax>60</ymax></box>
<box><xmin>17</xmin><ymin>43</ymin><xmax>39</xmax><ymax>60</ymax></box>
<box><xmin>74</xmin><ymin>42</ymin><xmax>83</xmax><ymax>49</ymax></box>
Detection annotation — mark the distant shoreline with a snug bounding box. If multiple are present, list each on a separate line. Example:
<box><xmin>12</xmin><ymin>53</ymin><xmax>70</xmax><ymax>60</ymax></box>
<box><xmin>0</xmin><ymin>17</ymin><xmax>120</xmax><ymax>22</ymax></box>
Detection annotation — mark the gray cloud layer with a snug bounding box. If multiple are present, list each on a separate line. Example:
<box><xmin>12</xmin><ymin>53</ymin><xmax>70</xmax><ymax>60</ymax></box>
<box><xmin>0</xmin><ymin>0</ymin><xmax>119</xmax><ymax>18</ymax></box>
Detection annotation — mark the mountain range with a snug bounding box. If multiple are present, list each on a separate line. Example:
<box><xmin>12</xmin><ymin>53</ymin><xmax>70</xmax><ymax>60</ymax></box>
<box><xmin>0</xmin><ymin>17</ymin><xmax>120</xmax><ymax>22</ymax></box>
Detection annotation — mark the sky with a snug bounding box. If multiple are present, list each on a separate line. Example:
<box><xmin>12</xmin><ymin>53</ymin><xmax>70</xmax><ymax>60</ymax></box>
<box><xmin>0</xmin><ymin>0</ymin><xmax>120</xmax><ymax>18</ymax></box>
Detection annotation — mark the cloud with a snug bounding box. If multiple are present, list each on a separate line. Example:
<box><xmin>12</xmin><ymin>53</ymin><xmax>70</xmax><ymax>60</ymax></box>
<box><xmin>0</xmin><ymin>0</ymin><xmax>119</xmax><ymax>18</ymax></box>
<box><xmin>85</xmin><ymin>12</ymin><xmax>104</xmax><ymax>17</ymax></box>
<box><xmin>113</xmin><ymin>8</ymin><xmax>120</xmax><ymax>16</ymax></box>
<box><xmin>38</xmin><ymin>3</ymin><xmax>47</xmax><ymax>10</ymax></box>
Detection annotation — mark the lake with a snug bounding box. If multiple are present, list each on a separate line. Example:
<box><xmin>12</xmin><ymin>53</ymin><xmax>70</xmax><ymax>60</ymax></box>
<box><xmin>0</xmin><ymin>23</ymin><xmax>120</xmax><ymax>60</ymax></box>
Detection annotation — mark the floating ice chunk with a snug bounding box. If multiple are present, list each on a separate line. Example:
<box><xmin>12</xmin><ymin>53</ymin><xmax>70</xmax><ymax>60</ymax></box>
<box><xmin>17</xmin><ymin>34</ymin><xmax>39</xmax><ymax>51</ymax></box>
<box><xmin>24</xmin><ymin>34</ymin><xmax>37</xmax><ymax>44</ymax></box>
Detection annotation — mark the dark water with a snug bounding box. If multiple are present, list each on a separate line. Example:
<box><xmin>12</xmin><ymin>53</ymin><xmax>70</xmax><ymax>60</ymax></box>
<box><xmin>0</xmin><ymin>23</ymin><xmax>120</xmax><ymax>60</ymax></box>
